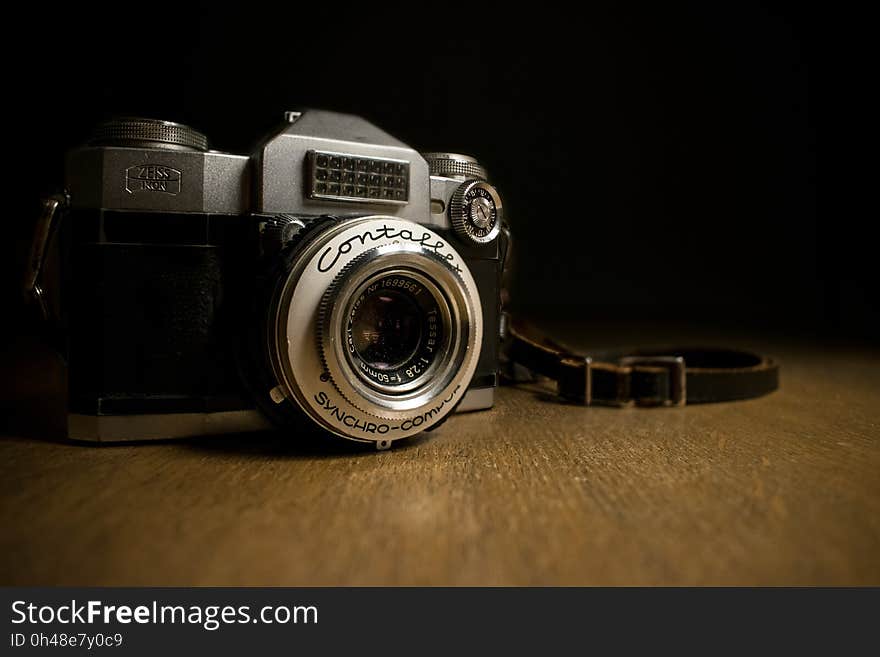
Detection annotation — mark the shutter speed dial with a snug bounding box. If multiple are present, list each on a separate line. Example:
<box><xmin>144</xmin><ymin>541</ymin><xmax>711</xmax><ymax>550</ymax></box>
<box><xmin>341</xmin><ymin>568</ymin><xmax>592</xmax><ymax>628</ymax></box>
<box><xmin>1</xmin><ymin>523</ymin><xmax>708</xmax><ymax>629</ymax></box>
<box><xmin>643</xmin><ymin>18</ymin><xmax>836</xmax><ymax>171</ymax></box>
<box><xmin>449</xmin><ymin>180</ymin><xmax>503</xmax><ymax>244</ymax></box>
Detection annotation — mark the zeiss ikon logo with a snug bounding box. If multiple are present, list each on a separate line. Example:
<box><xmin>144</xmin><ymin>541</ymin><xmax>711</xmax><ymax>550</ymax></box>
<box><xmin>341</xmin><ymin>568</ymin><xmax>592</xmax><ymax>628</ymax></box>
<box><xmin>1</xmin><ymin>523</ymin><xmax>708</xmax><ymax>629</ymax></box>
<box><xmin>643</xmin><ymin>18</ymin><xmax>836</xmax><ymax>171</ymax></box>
<box><xmin>125</xmin><ymin>164</ymin><xmax>182</xmax><ymax>195</ymax></box>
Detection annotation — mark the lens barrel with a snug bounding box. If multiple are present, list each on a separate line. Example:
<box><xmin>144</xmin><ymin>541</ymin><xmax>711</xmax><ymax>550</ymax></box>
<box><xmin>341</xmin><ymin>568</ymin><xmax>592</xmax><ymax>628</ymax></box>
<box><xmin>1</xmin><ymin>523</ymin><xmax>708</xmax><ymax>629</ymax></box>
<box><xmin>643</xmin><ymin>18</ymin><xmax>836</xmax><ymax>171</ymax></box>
<box><xmin>317</xmin><ymin>245</ymin><xmax>467</xmax><ymax>415</ymax></box>
<box><xmin>345</xmin><ymin>269</ymin><xmax>446</xmax><ymax>391</ymax></box>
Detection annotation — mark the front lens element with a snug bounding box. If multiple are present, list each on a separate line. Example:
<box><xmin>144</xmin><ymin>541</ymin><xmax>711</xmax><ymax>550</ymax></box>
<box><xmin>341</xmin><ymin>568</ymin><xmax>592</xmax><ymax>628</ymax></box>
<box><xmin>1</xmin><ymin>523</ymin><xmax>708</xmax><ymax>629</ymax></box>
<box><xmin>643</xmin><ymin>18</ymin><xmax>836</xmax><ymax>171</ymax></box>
<box><xmin>351</xmin><ymin>287</ymin><xmax>420</xmax><ymax>370</ymax></box>
<box><xmin>344</xmin><ymin>270</ymin><xmax>447</xmax><ymax>391</ymax></box>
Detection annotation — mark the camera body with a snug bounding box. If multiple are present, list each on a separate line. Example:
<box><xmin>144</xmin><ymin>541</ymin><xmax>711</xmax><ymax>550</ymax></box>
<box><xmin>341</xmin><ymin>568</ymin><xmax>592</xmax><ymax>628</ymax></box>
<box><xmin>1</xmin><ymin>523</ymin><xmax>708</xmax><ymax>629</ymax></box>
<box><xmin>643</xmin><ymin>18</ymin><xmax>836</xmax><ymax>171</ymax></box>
<box><xmin>60</xmin><ymin>111</ymin><xmax>506</xmax><ymax>447</ymax></box>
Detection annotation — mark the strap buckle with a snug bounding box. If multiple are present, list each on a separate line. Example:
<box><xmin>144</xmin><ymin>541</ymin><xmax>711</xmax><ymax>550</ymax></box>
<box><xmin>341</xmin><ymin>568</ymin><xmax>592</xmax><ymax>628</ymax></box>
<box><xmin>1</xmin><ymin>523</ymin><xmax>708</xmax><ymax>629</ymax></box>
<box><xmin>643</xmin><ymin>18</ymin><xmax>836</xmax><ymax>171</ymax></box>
<box><xmin>557</xmin><ymin>356</ymin><xmax>593</xmax><ymax>406</ymax></box>
<box><xmin>617</xmin><ymin>356</ymin><xmax>687</xmax><ymax>407</ymax></box>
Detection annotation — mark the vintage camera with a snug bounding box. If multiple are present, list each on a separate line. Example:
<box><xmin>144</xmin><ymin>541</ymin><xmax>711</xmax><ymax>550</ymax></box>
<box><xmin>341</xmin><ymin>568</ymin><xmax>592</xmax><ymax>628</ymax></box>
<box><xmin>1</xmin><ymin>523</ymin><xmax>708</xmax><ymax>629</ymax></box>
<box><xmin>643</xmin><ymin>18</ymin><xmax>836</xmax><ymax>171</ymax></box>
<box><xmin>38</xmin><ymin>111</ymin><xmax>507</xmax><ymax>448</ymax></box>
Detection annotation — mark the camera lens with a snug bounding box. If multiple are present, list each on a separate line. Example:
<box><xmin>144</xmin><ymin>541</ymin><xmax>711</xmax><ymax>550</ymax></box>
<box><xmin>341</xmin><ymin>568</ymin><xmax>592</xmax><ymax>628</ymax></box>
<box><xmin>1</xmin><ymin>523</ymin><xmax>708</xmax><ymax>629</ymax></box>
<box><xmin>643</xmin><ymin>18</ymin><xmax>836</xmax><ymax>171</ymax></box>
<box><xmin>350</xmin><ymin>288</ymin><xmax>420</xmax><ymax>371</ymax></box>
<box><xmin>345</xmin><ymin>271</ymin><xmax>446</xmax><ymax>391</ymax></box>
<box><xmin>314</xmin><ymin>243</ymin><xmax>470</xmax><ymax>414</ymax></box>
<box><xmin>265</xmin><ymin>215</ymin><xmax>483</xmax><ymax>444</ymax></box>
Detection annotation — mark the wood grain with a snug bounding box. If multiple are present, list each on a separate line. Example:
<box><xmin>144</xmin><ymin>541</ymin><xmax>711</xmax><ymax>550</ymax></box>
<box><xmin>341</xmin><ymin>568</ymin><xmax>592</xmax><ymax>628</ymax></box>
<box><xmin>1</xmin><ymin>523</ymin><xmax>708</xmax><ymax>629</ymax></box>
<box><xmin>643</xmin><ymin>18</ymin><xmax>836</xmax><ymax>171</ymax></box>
<box><xmin>1</xmin><ymin>330</ymin><xmax>878</xmax><ymax>585</ymax></box>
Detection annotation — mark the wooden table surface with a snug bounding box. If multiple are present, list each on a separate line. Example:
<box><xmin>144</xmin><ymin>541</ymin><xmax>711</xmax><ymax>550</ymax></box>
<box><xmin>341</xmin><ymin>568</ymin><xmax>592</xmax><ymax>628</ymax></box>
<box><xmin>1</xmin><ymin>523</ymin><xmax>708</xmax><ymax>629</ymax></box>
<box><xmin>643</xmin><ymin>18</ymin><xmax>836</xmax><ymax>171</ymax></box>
<box><xmin>1</xmin><ymin>327</ymin><xmax>878</xmax><ymax>586</ymax></box>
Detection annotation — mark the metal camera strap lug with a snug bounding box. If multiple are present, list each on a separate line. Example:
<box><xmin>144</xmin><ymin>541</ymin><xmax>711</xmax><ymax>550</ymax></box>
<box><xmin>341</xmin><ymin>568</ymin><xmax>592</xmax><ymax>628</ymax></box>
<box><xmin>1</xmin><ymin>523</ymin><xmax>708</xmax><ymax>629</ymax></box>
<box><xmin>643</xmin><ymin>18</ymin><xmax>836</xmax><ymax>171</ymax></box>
<box><xmin>23</xmin><ymin>191</ymin><xmax>69</xmax><ymax>322</ymax></box>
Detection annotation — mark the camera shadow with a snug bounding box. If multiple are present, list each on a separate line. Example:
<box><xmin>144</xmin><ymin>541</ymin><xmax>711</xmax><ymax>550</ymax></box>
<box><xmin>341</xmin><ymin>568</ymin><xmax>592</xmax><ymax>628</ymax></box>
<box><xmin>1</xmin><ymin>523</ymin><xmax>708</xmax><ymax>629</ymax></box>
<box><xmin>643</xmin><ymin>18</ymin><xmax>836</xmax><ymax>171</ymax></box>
<box><xmin>177</xmin><ymin>427</ymin><xmax>435</xmax><ymax>461</ymax></box>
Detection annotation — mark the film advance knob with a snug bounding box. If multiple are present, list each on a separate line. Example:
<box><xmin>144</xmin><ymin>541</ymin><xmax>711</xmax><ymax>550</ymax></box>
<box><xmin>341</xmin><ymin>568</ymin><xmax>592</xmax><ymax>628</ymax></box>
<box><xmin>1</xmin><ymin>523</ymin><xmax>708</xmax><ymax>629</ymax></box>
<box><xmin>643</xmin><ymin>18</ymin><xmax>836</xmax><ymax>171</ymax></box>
<box><xmin>449</xmin><ymin>179</ymin><xmax>503</xmax><ymax>244</ymax></box>
<box><xmin>88</xmin><ymin>117</ymin><xmax>209</xmax><ymax>151</ymax></box>
<box><xmin>423</xmin><ymin>152</ymin><xmax>488</xmax><ymax>181</ymax></box>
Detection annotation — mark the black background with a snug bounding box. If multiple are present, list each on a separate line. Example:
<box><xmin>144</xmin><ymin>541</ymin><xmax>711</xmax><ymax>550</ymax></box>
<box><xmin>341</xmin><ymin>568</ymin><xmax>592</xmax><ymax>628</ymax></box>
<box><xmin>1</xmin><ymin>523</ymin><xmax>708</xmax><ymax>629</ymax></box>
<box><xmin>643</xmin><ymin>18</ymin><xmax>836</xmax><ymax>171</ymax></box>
<box><xmin>5</xmin><ymin>3</ymin><xmax>872</xmax><ymax>341</ymax></box>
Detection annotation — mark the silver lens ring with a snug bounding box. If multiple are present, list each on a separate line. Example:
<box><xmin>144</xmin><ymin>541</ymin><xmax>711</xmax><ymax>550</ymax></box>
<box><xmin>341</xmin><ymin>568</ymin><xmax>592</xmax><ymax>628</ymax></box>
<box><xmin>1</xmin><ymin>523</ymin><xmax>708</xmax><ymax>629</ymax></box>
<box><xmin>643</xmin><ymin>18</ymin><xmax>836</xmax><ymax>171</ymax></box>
<box><xmin>339</xmin><ymin>267</ymin><xmax>452</xmax><ymax>395</ymax></box>
<box><xmin>318</xmin><ymin>245</ymin><xmax>470</xmax><ymax>416</ymax></box>
<box><xmin>267</xmin><ymin>216</ymin><xmax>483</xmax><ymax>445</ymax></box>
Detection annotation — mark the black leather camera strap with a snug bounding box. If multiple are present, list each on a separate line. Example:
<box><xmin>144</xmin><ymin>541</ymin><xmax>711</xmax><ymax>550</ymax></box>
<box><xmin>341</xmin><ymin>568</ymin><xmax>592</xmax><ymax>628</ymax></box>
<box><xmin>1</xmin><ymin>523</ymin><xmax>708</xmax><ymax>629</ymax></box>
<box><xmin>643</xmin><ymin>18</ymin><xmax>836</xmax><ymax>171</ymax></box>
<box><xmin>504</xmin><ymin>319</ymin><xmax>779</xmax><ymax>406</ymax></box>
